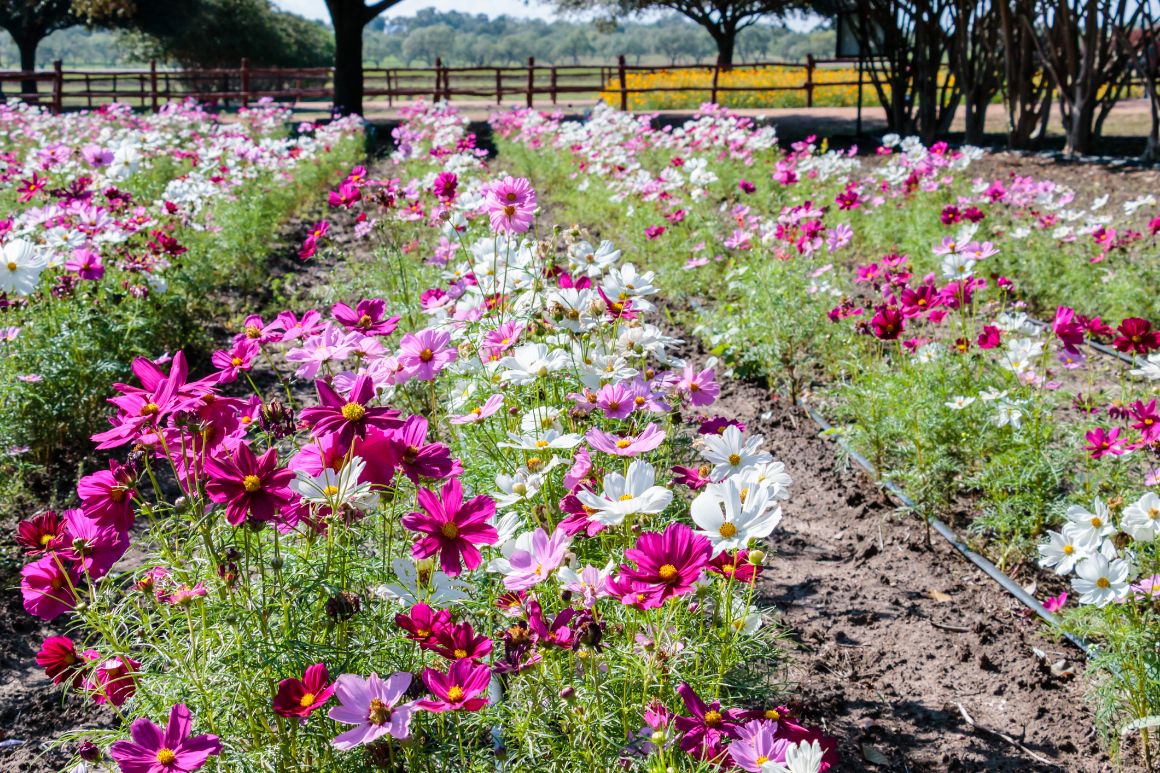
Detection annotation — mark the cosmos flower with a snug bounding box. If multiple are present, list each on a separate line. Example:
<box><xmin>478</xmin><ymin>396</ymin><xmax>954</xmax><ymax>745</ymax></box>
<box><xmin>328</xmin><ymin>673</ymin><xmax>416</xmax><ymax>749</ymax></box>
<box><xmin>109</xmin><ymin>703</ymin><xmax>221</xmax><ymax>773</ymax></box>
<box><xmin>401</xmin><ymin>478</ymin><xmax>498</xmax><ymax>577</ymax></box>
<box><xmin>416</xmin><ymin>659</ymin><xmax>491</xmax><ymax>712</ymax></box>
<box><xmin>273</xmin><ymin>663</ymin><xmax>335</xmax><ymax>719</ymax></box>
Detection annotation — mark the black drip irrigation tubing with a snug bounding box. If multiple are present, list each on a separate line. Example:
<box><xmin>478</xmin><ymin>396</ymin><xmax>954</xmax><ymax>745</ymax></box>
<box><xmin>798</xmin><ymin>404</ymin><xmax>1093</xmax><ymax>656</ymax></box>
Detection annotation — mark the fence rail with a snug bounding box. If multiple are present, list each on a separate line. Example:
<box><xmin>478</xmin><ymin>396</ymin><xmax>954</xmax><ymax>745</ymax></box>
<box><xmin>0</xmin><ymin>56</ymin><xmax>868</xmax><ymax>114</ymax></box>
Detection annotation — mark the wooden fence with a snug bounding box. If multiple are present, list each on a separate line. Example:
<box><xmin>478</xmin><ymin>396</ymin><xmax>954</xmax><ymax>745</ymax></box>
<box><xmin>0</xmin><ymin>56</ymin><xmax>866</xmax><ymax>114</ymax></box>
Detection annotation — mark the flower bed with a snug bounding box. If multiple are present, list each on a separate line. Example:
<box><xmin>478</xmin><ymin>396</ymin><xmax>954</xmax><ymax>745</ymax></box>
<box><xmin>0</xmin><ymin>99</ymin><xmax>364</xmax><ymax>495</ymax></box>
<box><xmin>492</xmin><ymin>103</ymin><xmax>1160</xmax><ymax>766</ymax></box>
<box><xmin>16</xmin><ymin>103</ymin><xmax>838</xmax><ymax>773</ymax></box>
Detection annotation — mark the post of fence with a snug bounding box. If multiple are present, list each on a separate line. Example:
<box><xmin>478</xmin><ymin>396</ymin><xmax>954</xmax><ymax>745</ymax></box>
<box><xmin>240</xmin><ymin>57</ymin><xmax>250</xmax><ymax>108</ymax></box>
<box><xmin>495</xmin><ymin>68</ymin><xmax>502</xmax><ymax>104</ymax></box>
<box><xmin>433</xmin><ymin>58</ymin><xmax>442</xmax><ymax>101</ymax></box>
<box><xmin>51</xmin><ymin>60</ymin><xmax>63</xmax><ymax>114</ymax></box>
<box><xmin>526</xmin><ymin>57</ymin><xmax>535</xmax><ymax>107</ymax></box>
<box><xmin>805</xmin><ymin>54</ymin><xmax>815</xmax><ymax>108</ymax></box>
<box><xmin>443</xmin><ymin>65</ymin><xmax>451</xmax><ymax>103</ymax></box>
<box><xmin>550</xmin><ymin>66</ymin><xmax>558</xmax><ymax>104</ymax></box>
<box><xmin>386</xmin><ymin>70</ymin><xmax>393</xmax><ymax>107</ymax></box>
<box><xmin>149</xmin><ymin>59</ymin><xmax>159</xmax><ymax>112</ymax></box>
<box><xmin>710</xmin><ymin>63</ymin><xmax>720</xmax><ymax>105</ymax></box>
<box><xmin>618</xmin><ymin>55</ymin><xmax>627</xmax><ymax>111</ymax></box>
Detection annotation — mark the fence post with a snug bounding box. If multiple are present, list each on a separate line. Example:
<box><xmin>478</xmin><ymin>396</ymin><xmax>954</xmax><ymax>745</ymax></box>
<box><xmin>443</xmin><ymin>65</ymin><xmax>451</xmax><ymax>103</ymax></box>
<box><xmin>710</xmin><ymin>63</ymin><xmax>720</xmax><ymax>104</ymax></box>
<box><xmin>526</xmin><ymin>57</ymin><xmax>535</xmax><ymax>107</ymax></box>
<box><xmin>495</xmin><ymin>68</ymin><xmax>502</xmax><ymax>104</ymax></box>
<box><xmin>618</xmin><ymin>55</ymin><xmax>627</xmax><ymax>111</ymax></box>
<box><xmin>149</xmin><ymin>59</ymin><xmax>159</xmax><ymax>112</ymax></box>
<box><xmin>434</xmin><ymin>57</ymin><xmax>442</xmax><ymax>101</ymax></box>
<box><xmin>51</xmin><ymin>60</ymin><xmax>63</xmax><ymax>114</ymax></box>
<box><xmin>550</xmin><ymin>66</ymin><xmax>557</xmax><ymax>104</ymax></box>
<box><xmin>387</xmin><ymin>69</ymin><xmax>393</xmax><ymax>107</ymax></box>
<box><xmin>805</xmin><ymin>54</ymin><xmax>815</xmax><ymax>108</ymax></box>
<box><xmin>240</xmin><ymin>57</ymin><xmax>250</xmax><ymax>108</ymax></box>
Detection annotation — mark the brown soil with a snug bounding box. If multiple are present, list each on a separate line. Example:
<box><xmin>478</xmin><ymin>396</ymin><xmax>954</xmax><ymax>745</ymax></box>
<box><xmin>694</xmin><ymin>347</ymin><xmax>1119</xmax><ymax>772</ymax></box>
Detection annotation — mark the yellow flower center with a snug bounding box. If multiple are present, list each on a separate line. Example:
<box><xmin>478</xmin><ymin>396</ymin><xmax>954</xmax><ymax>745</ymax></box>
<box><xmin>419</xmin><ymin>348</ymin><xmax>434</xmax><ymax>362</ymax></box>
<box><xmin>341</xmin><ymin>402</ymin><xmax>366</xmax><ymax>421</ymax></box>
<box><xmin>6</xmin><ymin>261</ymin><xmax>17</xmax><ymax>271</ymax></box>
<box><xmin>535</xmin><ymin>439</ymin><xmax>549</xmax><ymax>448</ymax></box>
<box><xmin>657</xmin><ymin>564</ymin><xmax>679</xmax><ymax>583</ymax></box>
<box><xmin>358</xmin><ymin>314</ymin><xmax>373</xmax><ymax>328</ymax></box>
<box><xmin>618</xmin><ymin>493</ymin><xmax>634</xmax><ymax>501</ymax></box>
<box><xmin>447</xmin><ymin>685</ymin><xmax>465</xmax><ymax>701</ymax></box>
<box><xmin>1096</xmin><ymin>577</ymin><xmax>1110</xmax><ymax>589</ymax></box>
<box><xmin>156</xmin><ymin>748</ymin><xmax>177</xmax><ymax>765</ymax></box>
<box><xmin>322</xmin><ymin>485</ymin><xmax>340</xmax><ymax>497</ymax></box>
<box><xmin>1063</xmin><ymin>545</ymin><xmax>1074</xmax><ymax>555</ymax></box>
<box><xmin>1091</xmin><ymin>517</ymin><xmax>1102</xmax><ymax>527</ymax></box>
<box><xmin>39</xmin><ymin>533</ymin><xmax>55</xmax><ymax>546</ymax></box>
<box><xmin>299</xmin><ymin>692</ymin><xmax>316</xmax><ymax>707</ymax></box>
<box><xmin>719</xmin><ymin>522</ymin><xmax>737</xmax><ymax>538</ymax></box>
<box><xmin>368</xmin><ymin>697</ymin><xmax>391</xmax><ymax>725</ymax></box>
<box><xmin>607</xmin><ymin>401</ymin><xmax>620</xmax><ymax>411</ymax></box>
<box><xmin>453</xmin><ymin>648</ymin><xmax>468</xmax><ymax>659</ymax></box>
<box><xmin>441</xmin><ymin>522</ymin><xmax>460</xmax><ymax>539</ymax></box>
<box><xmin>503</xmin><ymin>204</ymin><xmax>517</xmax><ymax>218</ymax></box>
<box><xmin>703</xmin><ymin>709</ymin><xmax>722</xmax><ymax>727</ymax></box>
<box><xmin>140</xmin><ymin>402</ymin><xmax>160</xmax><ymax>416</ymax></box>
<box><xmin>230</xmin><ymin>357</ymin><xmax>242</xmax><ymax>367</ymax></box>
<box><xmin>721</xmin><ymin>563</ymin><xmax>735</xmax><ymax>575</ymax></box>
<box><xmin>764</xmin><ymin>709</ymin><xmax>780</xmax><ymax>720</ymax></box>
<box><xmin>526</xmin><ymin>457</ymin><xmax>543</xmax><ymax>471</ymax></box>
<box><xmin>244</xmin><ymin>324</ymin><xmax>261</xmax><ymax>338</ymax></box>
<box><xmin>242</xmin><ymin>475</ymin><xmax>262</xmax><ymax>493</ymax></box>
<box><xmin>756</xmin><ymin>756</ymin><xmax>769</xmax><ymax>764</ymax></box>
<box><xmin>728</xmin><ymin>453</ymin><xmax>741</xmax><ymax>466</ymax></box>
<box><xmin>1149</xmin><ymin>508</ymin><xmax>1159</xmax><ymax>520</ymax></box>
<box><xmin>616</xmin><ymin>439</ymin><xmax>632</xmax><ymax>449</ymax></box>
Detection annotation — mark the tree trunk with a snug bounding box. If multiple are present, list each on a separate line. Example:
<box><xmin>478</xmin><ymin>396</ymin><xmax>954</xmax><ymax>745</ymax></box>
<box><xmin>714</xmin><ymin>28</ymin><xmax>736</xmax><ymax>70</ymax></box>
<box><xmin>1063</xmin><ymin>94</ymin><xmax>1095</xmax><ymax>155</ymax></box>
<box><xmin>16</xmin><ymin>35</ymin><xmax>40</xmax><ymax>99</ymax></box>
<box><xmin>331</xmin><ymin>4</ymin><xmax>365</xmax><ymax>116</ymax></box>
<box><xmin>964</xmin><ymin>92</ymin><xmax>988</xmax><ymax>145</ymax></box>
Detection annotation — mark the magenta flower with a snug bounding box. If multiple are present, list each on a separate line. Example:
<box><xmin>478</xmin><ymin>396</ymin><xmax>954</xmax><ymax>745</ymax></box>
<box><xmin>89</xmin><ymin>654</ymin><xmax>140</xmax><ymax>707</ymax></box>
<box><xmin>66</xmin><ymin>248</ymin><xmax>104</xmax><ymax>280</ymax></box>
<box><xmin>389</xmin><ymin>415</ymin><xmax>459</xmax><ymax>483</ymax></box>
<box><xmin>976</xmin><ymin>324</ymin><xmax>1001</xmax><ymax>350</ymax></box>
<box><xmin>21</xmin><ymin>555</ymin><xmax>81</xmax><ymax>620</ymax></box>
<box><xmin>329</xmin><ymin>672</ymin><xmax>416</xmax><ymax>749</ymax></box>
<box><xmin>273</xmin><ymin>663</ymin><xmax>335</xmax><ymax>719</ymax></box>
<box><xmin>616</xmin><ymin>523</ymin><xmax>711</xmax><ymax>609</ymax></box>
<box><xmin>526</xmin><ymin>599</ymin><xmax>577</xmax><ymax>649</ymax></box>
<box><xmin>395</xmin><ymin>603</ymin><xmax>452</xmax><ymax>645</ymax></box>
<box><xmin>204</xmin><ymin>442</ymin><xmax>295</xmax><ymax>526</ymax></box>
<box><xmin>1084</xmin><ymin>427</ymin><xmax>1128</xmax><ymax>459</ymax></box>
<box><xmin>484</xmin><ymin>176</ymin><xmax>536</xmax><ymax>233</ymax></box>
<box><xmin>91</xmin><ymin>351</ymin><xmax>195</xmax><ymax>450</ymax></box>
<box><xmin>868</xmin><ymin>305</ymin><xmax>904</xmax><ymax>340</ymax></box>
<box><xmin>36</xmin><ymin>635</ymin><xmax>84</xmax><ymax>687</ymax></box>
<box><xmin>674</xmin><ymin>682</ymin><xmax>743</xmax><ymax>759</ymax></box>
<box><xmin>433</xmin><ymin>171</ymin><xmax>458</xmax><ymax>200</ymax></box>
<box><xmin>397</xmin><ymin>328</ymin><xmax>457</xmax><ymax>381</ymax></box>
<box><xmin>109</xmin><ymin>703</ymin><xmax>220</xmax><ymax>773</ymax></box>
<box><xmin>59</xmin><ymin>509</ymin><xmax>129</xmax><ymax>579</ymax></box>
<box><xmin>1114</xmin><ymin>317</ymin><xmax>1160</xmax><ymax>354</ymax></box>
<box><xmin>77</xmin><ymin>460</ymin><xmax>137</xmax><ymax>533</ymax></box>
<box><xmin>1052</xmin><ymin>306</ymin><xmax>1085</xmax><ymax>353</ymax></box>
<box><xmin>1042</xmin><ymin>592</ymin><xmax>1068</xmax><ymax>613</ymax></box>
<box><xmin>331</xmin><ymin>298</ymin><xmax>399</xmax><ymax>337</ymax></box>
<box><xmin>677</xmin><ymin>365</ymin><xmax>720</xmax><ymax>407</ymax></box>
<box><xmin>645</xmin><ymin>225</ymin><xmax>665</xmax><ymax>240</ymax></box>
<box><xmin>586</xmin><ymin>423</ymin><xmax>667</xmax><ymax>457</ymax></box>
<box><xmin>429</xmin><ymin>620</ymin><xmax>493</xmax><ymax>662</ymax></box>
<box><xmin>416</xmin><ymin>659</ymin><xmax>491</xmax><ymax>712</ymax></box>
<box><xmin>300</xmin><ymin>375</ymin><xmax>402</xmax><ymax>445</ymax></box>
<box><xmin>401</xmin><ymin>478</ymin><xmax>498</xmax><ymax>577</ymax></box>
<box><xmin>1130</xmin><ymin>399</ymin><xmax>1160</xmax><ymax>442</ymax></box>
<box><xmin>16</xmin><ymin>509</ymin><xmax>66</xmax><ymax>555</ymax></box>
<box><xmin>595</xmin><ymin>382</ymin><xmax>635</xmax><ymax>420</ymax></box>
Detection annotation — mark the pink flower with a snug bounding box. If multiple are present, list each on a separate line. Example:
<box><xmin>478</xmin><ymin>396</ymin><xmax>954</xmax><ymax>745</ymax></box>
<box><xmin>89</xmin><ymin>654</ymin><xmax>140</xmax><ymax>707</ymax></box>
<box><xmin>869</xmin><ymin>305</ymin><xmax>905</xmax><ymax>340</ymax></box>
<box><xmin>672</xmin><ymin>464</ymin><xmax>712</xmax><ymax>491</ymax></box>
<box><xmin>211</xmin><ymin>339</ymin><xmax>258</xmax><ymax>384</ymax></box>
<box><xmin>729</xmin><ymin>719</ymin><xmax>789</xmax><ymax>771</ymax></box>
<box><xmin>433</xmin><ymin>171</ymin><xmax>458</xmax><ymax>200</ymax></box>
<box><xmin>21</xmin><ymin>555</ymin><xmax>80</xmax><ymax>620</ymax></box>
<box><xmin>331</xmin><ymin>298</ymin><xmax>399</xmax><ymax>337</ymax></box>
<box><xmin>738</xmin><ymin>179</ymin><xmax>756</xmax><ymax>194</ymax></box>
<box><xmin>1130</xmin><ymin>399</ymin><xmax>1160</xmax><ymax>442</ymax></box>
<box><xmin>273</xmin><ymin>663</ymin><xmax>335</xmax><ymax>718</ymax></box>
<box><xmin>526</xmin><ymin>599</ymin><xmax>577</xmax><ymax>649</ymax></box>
<box><xmin>449</xmin><ymin>394</ymin><xmax>503</xmax><ymax>425</ymax></box>
<box><xmin>613</xmin><ymin>523</ymin><xmax>711</xmax><ymax>609</ymax></box>
<box><xmin>397</xmin><ymin>328</ymin><xmax>457</xmax><ymax>381</ymax></box>
<box><xmin>976</xmin><ymin>325</ymin><xmax>1001</xmax><ymax>350</ymax></box>
<box><xmin>1042</xmin><ymin>592</ymin><xmax>1068</xmax><ymax>613</ymax></box>
<box><xmin>1114</xmin><ymin>317</ymin><xmax>1160</xmax><ymax>354</ymax></box>
<box><xmin>58</xmin><ymin>509</ymin><xmax>128</xmax><ymax>579</ymax></box>
<box><xmin>1085</xmin><ymin>427</ymin><xmax>1128</xmax><ymax>459</ymax></box>
<box><xmin>677</xmin><ymin>365</ymin><xmax>720</xmax><ymax>407</ymax></box>
<box><xmin>328</xmin><ymin>181</ymin><xmax>361</xmax><ymax>209</ymax></box>
<box><xmin>1052</xmin><ymin>306</ymin><xmax>1085</xmax><ymax>353</ymax></box>
<box><xmin>329</xmin><ymin>673</ymin><xmax>416</xmax><ymax>748</ymax></box>
<box><xmin>395</xmin><ymin>603</ymin><xmax>452</xmax><ymax>645</ymax></box>
<box><xmin>1132</xmin><ymin>574</ymin><xmax>1160</xmax><ymax>600</ymax></box>
<box><xmin>77</xmin><ymin>460</ymin><xmax>137</xmax><ymax>533</ymax></box>
<box><xmin>16</xmin><ymin>510</ymin><xmax>66</xmax><ymax>555</ymax></box>
<box><xmin>502</xmin><ymin>527</ymin><xmax>571</xmax><ymax>591</ymax></box>
<box><xmin>36</xmin><ymin>636</ymin><xmax>84</xmax><ymax>687</ymax></box>
<box><xmin>484</xmin><ymin>176</ymin><xmax>536</xmax><ymax>233</ymax></box>
<box><xmin>586</xmin><ymin>423</ymin><xmax>666</xmax><ymax>457</ymax></box>
<box><xmin>300</xmin><ymin>375</ymin><xmax>402</xmax><ymax>445</ymax></box>
<box><xmin>595</xmin><ymin>382</ymin><xmax>635</xmax><ymax>420</ymax></box>
<box><xmin>645</xmin><ymin>225</ymin><xmax>666</xmax><ymax>240</ymax></box>
<box><xmin>401</xmin><ymin>478</ymin><xmax>498</xmax><ymax>577</ymax></box>
<box><xmin>429</xmin><ymin>621</ymin><xmax>493</xmax><ymax>662</ymax></box>
<box><xmin>674</xmin><ymin>682</ymin><xmax>743</xmax><ymax>758</ymax></box>
<box><xmin>204</xmin><ymin>442</ymin><xmax>295</xmax><ymax>526</ymax></box>
<box><xmin>109</xmin><ymin>703</ymin><xmax>221</xmax><ymax>772</ymax></box>
<box><xmin>416</xmin><ymin>659</ymin><xmax>491</xmax><ymax>712</ymax></box>
<box><xmin>563</xmin><ymin>447</ymin><xmax>591</xmax><ymax>490</ymax></box>
<box><xmin>65</xmin><ymin>248</ymin><xmax>104</xmax><ymax>280</ymax></box>
<box><xmin>388</xmin><ymin>415</ymin><xmax>459</xmax><ymax>483</ymax></box>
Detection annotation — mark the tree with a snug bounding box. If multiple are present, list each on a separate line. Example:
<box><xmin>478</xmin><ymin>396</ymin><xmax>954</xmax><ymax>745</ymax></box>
<box><xmin>737</xmin><ymin>24</ymin><xmax>773</xmax><ymax>60</ymax></box>
<box><xmin>551</xmin><ymin>0</ymin><xmax>801</xmax><ymax>68</ymax></box>
<box><xmin>996</xmin><ymin>0</ymin><xmax>1052</xmax><ymax>148</ymax></box>
<box><xmin>324</xmin><ymin>0</ymin><xmax>405</xmax><ymax>115</ymax></box>
<box><xmin>402</xmin><ymin>24</ymin><xmax>454</xmax><ymax>66</ymax></box>
<box><xmin>656</xmin><ymin>26</ymin><xmax>703</xmax><ymax>64</ymax></box>
<box><xmin>553</xmin><ymin>27</ymin><xmax>594</xmax><ymax>65</ymax></box>
<box><xmin>0</xmin><ymin>0</ymin><xmax>78</xmax><ymax>97</ymax></box>
<box><xmin>948</xmin><ymin>0</ymin><xmax>1003</xmax><ymax>145</ymax></box>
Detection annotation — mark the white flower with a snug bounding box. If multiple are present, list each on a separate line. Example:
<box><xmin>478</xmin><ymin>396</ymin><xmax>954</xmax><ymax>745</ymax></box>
<box><xmin>734</xmin><ymin>461</ymin><xmax>792</xmax><ymax>502</ymax></box>
<box><xmin>567</xmin><ymin>239</ymin><xmax>620</xmax><ymax>277</ymax></box>
<box><xmin>290</xmin><ymin>456</ymin><xmax>378</xmax><ymax>511</ymax></box>
<box><xmin>1037</xmin><ymin>524</ymin><xmax>1100</xmax><ymax>575</ymax></box>
<box><xmin>1001</xmin><ymin>337</ymin><xmax>1043</xmax><ymax>374</ymax></box>
<box><xmin>498</xmin><ymin>428</ymin><xmax>583</xmax><ymax>451</ymax></box>
<box><xmin>1071</xmin><ymin>554</ymin><xmax>1130</xmax><ymax>607</ymax></box>
<box><xmin>690</xmin><ymin>477</ymin><xmax>781</xmax><ymax>552</ymax></box>
<box><xmin>944</xmin><ymin>396</ymin><xmax>975</xmax><ymax>410</ymax></box>
<box><xmin>1</xmin><ymin>239</ymin><xmax>45</xmax><ymax>296</ymax></box>
<box><xmin>723</xmin><ymin>596</ymin><xmax>762</xmax><ymax>635</ymax></box>
<box><xmin>498</xmin><ymin>343</ymin><xmax>571</xmax><ymax>384</ymax></box>
<box><xmin>577</xmin><ymin>460</ymin><xmax>673</xmax><ymax>526</ymax></box>
<box><xmin>373</xmin><ymin>558</ymin><xmax>470</xmax><ymax>606</ymax></box>
<box><xmin>701</xmin><ymin>425</ymin><xmax>772</xmax><ymax>480</ymax></box>
<box><xmin>1065</xmin><ymin>499</ymin><xmax>1116</xmax><ymax>542</ymax></box>
<box><xmin>762</xmin><ymin>739</ymin><xmax>824</xmax><ymax>773</ymax></box>
<box><xmin>1121</xmin><ymin>492</ymin><xmax>1160</xmax><ymax>542</ymax></box>
<box><xmin>940</xmin><ymin>252</ymin><xmax>976</xmax><ymax>280</ymax></box>
<box><xmin>993</xmin><ymin>400</ymin><xmax>1024</xmax><ymax>429</ymax></box>
<box><xmin>493</xmin><ymin>469</ymin><xmax>546</xmax><ymax>509</ymax></box>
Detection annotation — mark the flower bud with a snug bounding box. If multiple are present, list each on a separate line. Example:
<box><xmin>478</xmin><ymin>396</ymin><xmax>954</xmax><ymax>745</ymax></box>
<box><xmin>559</xmin><ymin>686</ymin><xmax>575</xmax><ymax>701</ymax></box>
<box><xmin>747</xmin><ymin>549</ymin><xmax>766</xmax><ymax>565</ymax></box>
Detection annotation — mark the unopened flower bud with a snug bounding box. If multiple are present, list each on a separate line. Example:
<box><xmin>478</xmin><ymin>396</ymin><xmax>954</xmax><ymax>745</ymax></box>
<box><xmin>77</xmin><ymin>741</ymin><xmax>102</xmax><ymax>762</ymax></box>
<box><xmin>559</xmin><ymin>686</ymin><xmax>575</xmax><ymax>701</ymax></box>
<box><xmin>650</xmin><ymin>730</ymin><xmax>667</xmax><ymax>746</ymax></box>
<box><xmin>748</xmin><ymin>549</ymin><xmax>766</xmax><ymax>565</ymax></box>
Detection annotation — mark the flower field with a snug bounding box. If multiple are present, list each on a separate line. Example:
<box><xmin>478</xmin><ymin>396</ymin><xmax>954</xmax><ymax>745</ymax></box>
<box><xmin>4</xmin><ymin>96</ymin><xmax>1160</xmax><ymax>773</ymax></box>
<box><xmin>599</xmin><ymin>66</ymin><xmax>869</xmax><ymax>111</ymax></box>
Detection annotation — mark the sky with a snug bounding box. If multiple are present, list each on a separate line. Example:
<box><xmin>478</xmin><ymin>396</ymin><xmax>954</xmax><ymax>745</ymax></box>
<box><xmin>272</xmin><ymin>0</ymin><xmax>557</xmax><ymax>22</ymax></box>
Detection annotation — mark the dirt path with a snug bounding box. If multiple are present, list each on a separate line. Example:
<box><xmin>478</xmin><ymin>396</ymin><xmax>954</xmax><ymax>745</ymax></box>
<box><xmin>698</xmin><ymin>351</ymin><xmax>1113</xmax><ymax>772</ymax></box>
